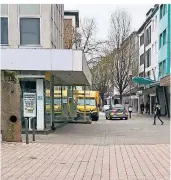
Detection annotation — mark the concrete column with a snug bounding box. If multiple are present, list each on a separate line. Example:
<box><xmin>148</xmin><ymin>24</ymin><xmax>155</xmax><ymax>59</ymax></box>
<box><xmin>36</xmin><ymin>79</ymin><xmax>44</xmax><ymax>130</ymax></box>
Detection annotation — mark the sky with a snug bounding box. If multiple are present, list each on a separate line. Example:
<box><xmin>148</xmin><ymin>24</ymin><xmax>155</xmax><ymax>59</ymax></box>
<box><xmin>65</xmin><ymin>4</ymin><xmax>154</xmax><ymax>40</ymax></box>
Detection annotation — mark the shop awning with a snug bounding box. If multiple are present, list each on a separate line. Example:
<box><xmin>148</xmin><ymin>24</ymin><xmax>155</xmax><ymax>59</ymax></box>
<box><xmin>132</xmin><ymin>76</ymin><xmax>155</xmax><ymax>85</ymax></box>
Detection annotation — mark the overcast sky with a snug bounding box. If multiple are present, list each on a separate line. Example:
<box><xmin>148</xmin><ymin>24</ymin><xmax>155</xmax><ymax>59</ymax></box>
<box><xmin>65</xmin><ymin>4</ymin><xmax>154</xmax><ymax>40</ymax></box>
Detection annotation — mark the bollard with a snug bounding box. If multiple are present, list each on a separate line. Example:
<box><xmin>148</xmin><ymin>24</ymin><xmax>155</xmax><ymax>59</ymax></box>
<box><xmin>25</xmin><ymin>117</ymin><xmax>29</xmax><ymax>144</ymax></box>
<box><xmin>129</xmin><ymin>111</ymin><xmax>132</xmax><ymax>118</ymax></box>
<box><xmin>32</xmin><ymin>118</ymin><xmax>35</xmax><ymax>142</ymax></box>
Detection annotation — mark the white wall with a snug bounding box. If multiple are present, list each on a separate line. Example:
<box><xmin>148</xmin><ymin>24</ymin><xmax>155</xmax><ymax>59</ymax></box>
<box><xmin>138</xmin><ymin>9</ymin><xmax>159</xmax><ymax>81</ymax></box>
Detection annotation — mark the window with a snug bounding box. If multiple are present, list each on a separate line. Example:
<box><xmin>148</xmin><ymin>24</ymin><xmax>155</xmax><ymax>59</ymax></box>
<box><xmin>160</xmin><ymin>5</ymin><xmax>163</xmax><ymax>19</ymax></box>
<box><xmin>155</xmin><ymin>41</ymin><xmax>157</xmax><ymax>53</ymax></box>
<box><xmin>152</xmin><ymin>44</ymin><xmax>154</xmax><ymax>54</ymax></box>
<box><xmin>0</xmin><ymin>17</ymin><xmax>8</xmax><ymax>44</ymax></box>
<box><xmin>160</xmin><ymin>4</ymin><xmax>167</xmax><ymax>19</ymax></box>
<box><xmin>159</xmin><ymin>33</ymin><xmax>162</xmax><ymax>48</ymax></box>
<box><xmin>163</xmin><ymin>60</ymin><xmax>166</xmax><ymax>75</ymax></box>
<box><xmin>146</xmin><ymin>26</ymin><xmax>151</xmax><ymax>46</ymax></box>
<box><xmin>20</xmin><ymin>18</ymin><xmax>40</xmax><ymax>45</ymax></box>
<box><xmin>163</xmin><ymin>4</ymin><xmax>167</xmax><ymax>16</ymax></box>
<box><xmin>147</xmin><ymin>71</ymin><xmax>151</xmax><ymax>78</ymax></box>
<box><xmin>139</xmin><ymin>72</ymin><xmax>144</xmax><ymax>77</ymax></box>
<box><xmin>140</xmin><ymin>53</ymin><xmax>144</xmax><ymax>65</ymax></box>
<box><xmin>140</xmin><ymin>34</ymin><xmax>144</xmax><ymax>46</ymax></box>
<box><xmin>155</xmin><ymin>15</ymin><xmax>157</xmax><ymax>29</ymax></box>
<box><xmin>152</xmin><ymin>20</ymin><xmax>154</xmax><ymax>31</ymax></box>
<box><xmin>163</xmin><ymin>29</ymin><xmax>166</xmax><ymax>45</ymax></box>
<box><xmin>146</xmin><ymin>48</ymin><xmax>151</xmax><ymax>68</ymax></box>
<box><xmin>159</xmin><ymin>62</ymin><xmax>162</xmax><ymax>77</ymax></box>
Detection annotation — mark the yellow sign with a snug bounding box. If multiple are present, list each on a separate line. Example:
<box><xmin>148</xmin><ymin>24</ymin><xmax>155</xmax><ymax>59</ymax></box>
<box><xmin>45</xmin><ymin>72</ymin><xmax>51</xmax><ymax>81</ymax></box>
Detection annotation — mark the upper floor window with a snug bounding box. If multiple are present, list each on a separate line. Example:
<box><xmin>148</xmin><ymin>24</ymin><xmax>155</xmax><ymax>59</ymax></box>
<box><xmin>155</xmin><ymin>15</ymin><xmax>157</xmax><ymax>29</ymax></box>
<box><xmin>155</xmin><ymin>41</ymin><xmax>157</xmax><ymax>53</ymax></box>
<box><xmin>20</xmin><ymin>18</ymin><xmax>40</xmax><ymax>45</ymax></box>
<box><xmin>159</xmin><ymin>29</ymin><xmax>167</xmax><ymax>48</ymax></box>
<box><xmin>160</xmin><ymin>4</ymin><xmax>167</xmax><ymax>19</ymax></box>
<box><xmin>140</xmin><ymin>34</ymin><xmax>144</xmax><ymax>46</ymax></box>
<box><xmin>159</xmin><ymin>33</ymin><xmax>163</xmax><ymax>48</ymax></box>
<box><xmin>163</xmin><ymin>29</ymin><xmax>166</xmax><ymax>45</ymax></box>
<box><xmin>145</xmin><ymin>26</ymin><xmax>151</xmax><ymax>46</ymax></box>
<box><xmin>0</xmin><ymin>17</ymin><xmax>8</xmax><ymax>45</ymax></box>
<box><xmin>159</xmin><ymin>62</ymin><xmax>162</xmax><ymax>77</ymax></box>
<box><xmin>147</xmin><ymin>71</ymin><xmax>151</xmax><ymax>78</ymax></box>
<box><xmin>140</xmin><ymin>53</ymin><xmax>144</xmax><ymax>65</ymax></box>
<box><xmin>139</xmin><ymin>72</ymin><xmax>144</xmax><ymax>77</ymax></box>
<box><xmin>146</xmin><ymin>48</ymin><xmax>151</xmax><ymax>68</ymax></box>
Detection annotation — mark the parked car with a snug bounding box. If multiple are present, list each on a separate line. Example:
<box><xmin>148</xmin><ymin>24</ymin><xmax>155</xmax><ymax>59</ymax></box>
<box><xmin>105</xmin><ymin>104</ymin><xmax>128</xmax><ymax>120</ymax></box>
<box><xmin>102</xmin><ymin>105</ymin><xmax>110</xmax><ymax>112</ymax></box>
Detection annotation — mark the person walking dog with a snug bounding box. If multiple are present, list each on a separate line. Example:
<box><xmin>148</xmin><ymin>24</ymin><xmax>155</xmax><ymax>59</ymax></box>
<box><xmin>153</xmin><ymin>102</ymin><xmax>164</xmax><ymax>125</ymax></box>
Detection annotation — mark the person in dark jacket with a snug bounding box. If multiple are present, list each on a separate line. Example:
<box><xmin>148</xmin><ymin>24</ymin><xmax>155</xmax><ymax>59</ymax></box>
<box><xmin>140</xmin><ymin>102</ymin><xmax>144</xmax><ymax>114</ymax></box>
<box><xmin>146</xmin><ymin>101</ymin><xmax>150</xmax><ymax>115</ymax></box>
<box><xmin>153</xmin><ymin>102</ymin><xmax>164</xmax><ymax>125</ymax></box>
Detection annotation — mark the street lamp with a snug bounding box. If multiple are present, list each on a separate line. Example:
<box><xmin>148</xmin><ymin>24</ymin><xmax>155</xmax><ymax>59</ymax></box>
<box><xmin>128</xmin><ymin>70</ymin><xmax>133</xmax><ymax>118</ymax></box>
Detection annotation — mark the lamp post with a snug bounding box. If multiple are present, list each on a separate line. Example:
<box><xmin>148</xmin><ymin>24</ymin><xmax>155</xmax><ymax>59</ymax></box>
<box><xmin>128</xmin><ymin>70</ymin><xmax>133</xmax><ymax>118</ymax></box>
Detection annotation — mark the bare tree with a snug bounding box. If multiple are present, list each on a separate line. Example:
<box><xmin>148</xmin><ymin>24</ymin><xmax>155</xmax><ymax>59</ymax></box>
<box><xmin>91</xmin><ymin>56</ymin><xmax>112</xmax><ymax>105</ymax></box>
<box><xmin>64</xmin><ymin>17</ymin><xmax>107</xmax><ymax>63</ymax></box>
<box><xmin>108</xmin><ymin>8</ymin><xmax>139</xmax><ymax>103</ymax></box>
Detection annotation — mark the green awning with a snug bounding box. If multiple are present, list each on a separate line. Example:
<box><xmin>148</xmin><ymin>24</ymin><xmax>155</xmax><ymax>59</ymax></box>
<box><xmin>132</xmin><ymin>76</ymin><xmax>155</xmax><ymax>85</ymax></box>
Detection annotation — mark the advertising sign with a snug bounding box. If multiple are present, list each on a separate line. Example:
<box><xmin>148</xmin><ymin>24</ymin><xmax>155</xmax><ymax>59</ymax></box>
<box><xmin>23</xmin><ymin>93</ymin><xmax>36</xmax><ymax>118</ymax></box>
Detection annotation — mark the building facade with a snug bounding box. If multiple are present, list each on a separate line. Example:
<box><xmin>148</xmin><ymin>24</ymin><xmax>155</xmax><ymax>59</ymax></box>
<box><xmin>137</xmin><ymin>5</ymin><xmax>159</xmax><ymax>114</ymax></box>
<box><xmin>1</xmin><ymin>4</ymin><xmax>92</xmax><ymax>131</ymax></box>
<box><xmin>64</xmin><ymin>10</ymin><xmax>80</xmax><ymax>49</ymax></box>
<box><xmin>0</xmin><ymin>4</ymin><xmax>64</xmax><ymax>49</ymax></box>
<box><xmin>158</xmin><ymin>4</ymin><xmax>170</xmax><ymax>117</ymax></box>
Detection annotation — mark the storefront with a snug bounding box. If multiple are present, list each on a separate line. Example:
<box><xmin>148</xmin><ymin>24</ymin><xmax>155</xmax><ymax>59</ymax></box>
<box><xmin>160</xmin><ymin>75</ymin><xmax>170</xmax><ymax>117</ymax></box>
<box><xmin>1</xmin><ymin>49</ymin><xmax>92</xmax><ymax>131</ymax></box>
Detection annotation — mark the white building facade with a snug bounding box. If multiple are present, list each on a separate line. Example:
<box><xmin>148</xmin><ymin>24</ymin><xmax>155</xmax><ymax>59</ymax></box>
<box><xmin>1</xmin><ymin>4</ymin><xmax>64</xmax><ymax>49</ymax></box>
<box><xmin>137</xmin><ymin>5</ymin><xmax>159</xmax><ymax>114</ymax></box>
<box><xmin>0</xmin><ymin>4</ymin><xmax>91</xmax><ymax>131</ymax></box>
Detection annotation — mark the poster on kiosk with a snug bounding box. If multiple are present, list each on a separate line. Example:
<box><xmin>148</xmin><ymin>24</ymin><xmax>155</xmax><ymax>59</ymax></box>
<box><xmin>23</xmin><ymin>93</ymin><xmax>36</xmax><ymax>118</ymax></box>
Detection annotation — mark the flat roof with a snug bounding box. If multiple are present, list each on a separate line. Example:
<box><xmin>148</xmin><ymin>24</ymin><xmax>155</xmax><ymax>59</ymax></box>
<box><xmin>1</xmin><ymin>49</ymin><xmax>91</xmax><ymax>86</ymax></box>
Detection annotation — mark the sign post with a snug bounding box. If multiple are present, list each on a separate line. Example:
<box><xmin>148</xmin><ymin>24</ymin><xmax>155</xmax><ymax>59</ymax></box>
<box><xmin>23</xmin><ymin>93</ymin><xmax>36</xmax><ymax>144</ymax></box>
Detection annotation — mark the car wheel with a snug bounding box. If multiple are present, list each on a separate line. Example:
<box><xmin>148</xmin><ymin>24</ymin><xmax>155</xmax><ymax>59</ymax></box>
<box><xmin>125</xmin><ymin>117</ymin><xmax>128</xmax><ymax>120</ymax></box>
<box><xmin>106</xmin><ymin>116</ymin><xmax>108</xmax><ymax>120</ymax></box>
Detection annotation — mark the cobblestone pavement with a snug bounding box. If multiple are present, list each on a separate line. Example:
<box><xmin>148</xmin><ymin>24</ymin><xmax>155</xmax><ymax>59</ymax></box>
<box><xmin>2</xmin><ymin>113</ymin><xmax>170</xmax><ymax>180</ymax></box>
<box><xmin>22</xmin><ymin>113</ymin><xmax>170</xmax><ymax>145</ymax></box>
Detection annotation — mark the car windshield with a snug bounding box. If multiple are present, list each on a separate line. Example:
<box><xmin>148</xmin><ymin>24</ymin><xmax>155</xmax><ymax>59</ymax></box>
<box><xmin>77</xmin><ymin>98</ymin><xmax>96</xmax><ymax>106</ymax></box>
<box><xmin>111</xmin><ymin>105</ymin><xmax>125</xmax><ymax>110</ymax></box>
<box><xmin>46</xmin><ymin>98</ymin><xmax>67</xmax><ymax>105</ymax></box>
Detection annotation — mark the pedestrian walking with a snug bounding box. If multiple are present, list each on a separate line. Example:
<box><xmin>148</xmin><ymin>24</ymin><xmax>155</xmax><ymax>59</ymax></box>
<box><xmin>153</xmin><ymin>102</ymin><xmax>164</xmax><ymax>125</ymax></box>
<box><xmin>140</xmin><ymin>102</ymin><xmax>144</xmax><ymax>114</ymax></box>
